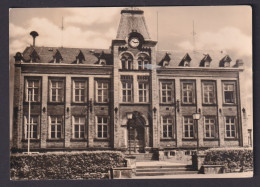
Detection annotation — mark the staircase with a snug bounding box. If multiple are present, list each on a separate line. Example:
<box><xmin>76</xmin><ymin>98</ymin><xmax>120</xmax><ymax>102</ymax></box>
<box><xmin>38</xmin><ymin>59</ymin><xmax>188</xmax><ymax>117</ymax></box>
<box><xmin>135</xmin><ymin>163</ymin><xmax>198</xmax><ymax>176</ymax></box>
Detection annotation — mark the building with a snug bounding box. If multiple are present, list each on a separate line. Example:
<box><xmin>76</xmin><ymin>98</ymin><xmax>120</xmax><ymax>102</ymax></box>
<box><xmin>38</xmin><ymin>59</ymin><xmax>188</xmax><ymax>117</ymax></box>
<box><xmin>12</xmin><ymin>8</ymin><xmax>248</xmax><ymax>159</ymax></box>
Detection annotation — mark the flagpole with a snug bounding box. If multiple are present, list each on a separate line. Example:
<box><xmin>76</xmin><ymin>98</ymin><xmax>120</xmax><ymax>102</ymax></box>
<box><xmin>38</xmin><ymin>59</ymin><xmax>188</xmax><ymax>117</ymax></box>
<box><xmin>28</xmin><ymin>91</ymin><xmax>31</xmax><ymax>154</ymax></box>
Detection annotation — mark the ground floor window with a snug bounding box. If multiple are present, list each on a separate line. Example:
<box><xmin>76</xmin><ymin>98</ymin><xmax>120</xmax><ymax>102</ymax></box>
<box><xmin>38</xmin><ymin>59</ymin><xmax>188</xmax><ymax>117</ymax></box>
<box><xmin>24</xmin><ymin>115</ymin><xmax>39</xmax><ymax>139</ymax></box>
<box><xmin>204</xmin><ymin>117</ymin><xmax>216</xmax><ymax>138</ymax></box>
<box><xmin>225</xmin><ymin>116</ymin><xmax>236</xmax><ymax>138</ymax></box>
<box><xmin>162</xmin><ymin>116</ymin><xmax>173</xmax><ymax>138</ymax></box>
<box><xmin>96</xmin><ymin>116</ymin><xmax>109</xmax><ymax>138</ymax></box>
<box><xmin>183</xmin><ymin>117</ymin><xmax>194</xmax><ymax>138</ymax></box>
<box><xmin>49</xmin><ymin>116</ymin><xmax>63</xmax><ymax>139</ymax></box>
<box><xmin>72</xmin><ymin>116</ymin><xmax>86</xmax><ymax>139</ymax></box>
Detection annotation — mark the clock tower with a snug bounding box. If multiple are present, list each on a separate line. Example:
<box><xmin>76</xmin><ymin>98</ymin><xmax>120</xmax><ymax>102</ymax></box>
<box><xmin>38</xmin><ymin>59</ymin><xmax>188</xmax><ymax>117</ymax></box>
<box><xmin>111</xmin><ymin>8</ymin><xmax>159</xmax><ymax>152</ymax></box>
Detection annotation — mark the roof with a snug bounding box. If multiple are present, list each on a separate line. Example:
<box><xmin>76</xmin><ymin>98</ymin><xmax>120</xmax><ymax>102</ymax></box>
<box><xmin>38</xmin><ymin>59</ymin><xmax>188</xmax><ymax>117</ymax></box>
<box><xmin>116</xmin><ymin>8</ymin><xmax>150</xmax><ymax>40</ymax></box>
<box><xmin>156</xmin><ymin>50</ymin><xmax>239</xmax><ymax>68</ymax></box>
<box><xmin>22</xmin><ymin>46</ymin><xmax>113</xmax><ymax>65</ymax></box>
<box><xmin>20</xmin><ymin>46</ymin><xmax>242</xmax><ymax>68</ymax></box>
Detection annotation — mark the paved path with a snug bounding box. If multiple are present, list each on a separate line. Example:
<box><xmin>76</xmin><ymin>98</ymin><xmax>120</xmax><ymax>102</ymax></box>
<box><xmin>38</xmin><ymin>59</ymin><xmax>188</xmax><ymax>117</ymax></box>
<box><xmin>131</xmin><ymin>171</ymin><xmax>253</xmax><ymax>179</ymax></box>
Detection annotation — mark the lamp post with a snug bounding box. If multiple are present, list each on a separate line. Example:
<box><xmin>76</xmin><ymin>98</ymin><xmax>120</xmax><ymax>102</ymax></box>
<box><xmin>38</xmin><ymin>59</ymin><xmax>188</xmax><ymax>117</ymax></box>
<box><xmin>192</xmin><ymin>112</ymin><xmax>201</xmax><ymax>153</ymax></box>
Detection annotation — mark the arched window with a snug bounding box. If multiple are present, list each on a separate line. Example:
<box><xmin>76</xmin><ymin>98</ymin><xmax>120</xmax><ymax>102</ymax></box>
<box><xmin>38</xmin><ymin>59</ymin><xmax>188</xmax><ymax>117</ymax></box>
<box><xmin>137</xmin><ymin>53</ymin><xmax>150</xmax><ymax>70</ymax></box>
<box><xmin>121</xmin><ymin>53</ymin><xmax>133</xmax><ymax>70</ymax></box>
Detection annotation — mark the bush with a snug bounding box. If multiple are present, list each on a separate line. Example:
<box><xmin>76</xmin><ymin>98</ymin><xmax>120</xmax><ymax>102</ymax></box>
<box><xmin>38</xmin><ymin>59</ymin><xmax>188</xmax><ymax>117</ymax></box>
<box><xmin>203</xmin><ymin>148</ymin><xmax>253</xmax><ymax>173</ymax></box>
<box><xmin>10</xmin><ymin>151</ymin><xmax>126</xmax><ymax>180</ymax></box>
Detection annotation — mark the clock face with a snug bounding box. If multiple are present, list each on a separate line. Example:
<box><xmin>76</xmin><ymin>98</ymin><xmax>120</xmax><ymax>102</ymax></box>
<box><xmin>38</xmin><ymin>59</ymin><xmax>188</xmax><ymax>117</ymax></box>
<box><xmin>129</xmin><ymin>37</ymin><xmax>140</xmax><ymax>48</ymax></box>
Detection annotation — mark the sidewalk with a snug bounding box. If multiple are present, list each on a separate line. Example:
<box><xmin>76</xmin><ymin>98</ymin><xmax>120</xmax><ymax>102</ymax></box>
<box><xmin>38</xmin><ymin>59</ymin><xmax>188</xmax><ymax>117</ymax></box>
<box><xmin>131</xmin><ymin>171</ymin><xmax>253</xmax><ymax>179</ymax></box>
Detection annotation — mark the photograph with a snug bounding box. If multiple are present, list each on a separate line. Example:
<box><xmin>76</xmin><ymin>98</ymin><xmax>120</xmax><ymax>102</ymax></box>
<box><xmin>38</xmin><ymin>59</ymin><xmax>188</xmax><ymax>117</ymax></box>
<box><xmin>9</xmin><ymin>6</ymin><xmax>253</xmax><ymax>179</ymax></box>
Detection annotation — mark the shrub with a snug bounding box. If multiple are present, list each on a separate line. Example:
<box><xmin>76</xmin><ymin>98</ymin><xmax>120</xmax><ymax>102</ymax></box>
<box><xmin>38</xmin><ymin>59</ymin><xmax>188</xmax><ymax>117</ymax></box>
<box><xmin>10</xmin><ymin>151</ymin><xmax>125</xmax><ymax>180</ymax></box>
<box><xmin>203</xmin><ymin>148</ymin><xmax>253</xmax><ymax>173</ymax></box>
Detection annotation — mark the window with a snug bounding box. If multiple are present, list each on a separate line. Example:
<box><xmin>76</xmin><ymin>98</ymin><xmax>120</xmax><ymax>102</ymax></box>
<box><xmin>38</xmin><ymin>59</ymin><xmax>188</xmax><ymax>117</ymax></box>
<box><xmin>160</xmin><ymin>81</ymin><xmax>174</xmax><ymax>103</ymax></box>
<box><xmin>138</xmin><ymin>83</ymin><xmax>149</xmax><ymax>102</ymax></box>
<box><xmin>122</xmin><ymin>82</ymin><xmax>133</xmax><ymax>102</ymax></box>
<box><xmin>73</xmin><ymin>80</ymin><xmax>87</xmax><ymax>103</ymax></box>
<box><xmin>49</xmin><ymin>79</ymin><xmax>64</xmax><ymax>102</ymax></box>
<box><xmin>224</xmin><ymin>61</ymin><xmax>230</xmax><ymax>67</ymax></box>
<box><xmin>72</xmin><ymin>116</ymin><xmax>85</xmax><ymax>139</ymax></box>
<box><xmin>49</xmin><ymin>116</ymin><xmax>63</xmax><ymax>139</ymax></box>
<box><xmin>25</xmin><ymin>79</ymin><xmax>40</xmax><ymax>102</ymax></box>
<box><xmin>137</xmin><ymin>53</ymin><xmax>150</xmax><ymax>70</ymax></box>
<box><xmin>96</xmin><ymin>81</ymin><xmax>109</xmax><ymax>103</ymax></box>
<box><xmin>162</xmin><ymin>116</ymin><xmax>173</xmax><ymax>138</ymax></box>
<box><xmin>184</xmin><ymin>61</ymin><xmax>190</xmax><ymax>67</ymax></box>
<box><xmin>204</xmin><ymin>117</ymin><xmax>216</xmax><ymax>138</ymax></box>
<box><xmin>121</xmin><ymin>53</ymin><xmax>133</xmax><ymax>70</ymax></box>
<box><xmin>183</xmin><ymin>117</ymin><xmax>194</xmax><ymax>138</ymax></box>
<box><xmin>96</xmin><ymin>116</ymin><xmax>108</xmax><ymax>138</ymax></box>
<box><xmin>202</xmin><ymin>82</ymin><xmax>216</xmax><ymax>104</ymax></box>
<box><xmin>223</xmin><ymin>82</ymin><xmax>236</xmax><ymax>104</ymax></box>
<box><xmin>182</xmin><ymin>81</ymin><xmax>195</xmax><ymax>104</ymax></box>
<box><xmin>24</xmin><ymin>116</ymin><xmax>39</xmax><ymax>139</ymax></box>
<box><xmin>225</xmin><ymin>117</ymin><xmax>236</xmax><ymax>138</ymax></box>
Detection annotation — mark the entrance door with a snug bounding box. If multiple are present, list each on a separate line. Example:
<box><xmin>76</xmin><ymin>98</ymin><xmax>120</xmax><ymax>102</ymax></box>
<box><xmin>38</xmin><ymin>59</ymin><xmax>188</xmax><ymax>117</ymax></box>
<box><xmin>127</xmin><ymin>113</ymin><xmax>145</xmax><ymax>153</ymax></box>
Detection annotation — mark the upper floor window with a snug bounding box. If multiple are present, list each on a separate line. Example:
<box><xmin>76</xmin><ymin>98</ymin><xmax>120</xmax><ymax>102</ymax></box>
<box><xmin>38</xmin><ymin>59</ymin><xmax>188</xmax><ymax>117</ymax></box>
<box><xmin>183</xmin><ymin>117</ymin><xmax>194</xmax><ymax>138</ymax></box>
<box><xmin>160</xmin><ymin>81</ymin><xmax>174</xmax><ymax>103</ymax></box>
<box><xmin>25</xmin><ymin>78</ymin><xmax>41</xmax><ymax>102</ymax></box>
<box><xmin>72</xmin><ymin>116</ymin><xmax>85</xmax><ymax>139</ymax></box>
<box><xmin>138</xmin><ymin>82</ymin><xmax>149</xmax><ymax>102</ymax></box>
<box><xmin>72</xmin><ymin>79</ymin><xmax>87</xmax><ymax>103</ymax></box>
<box><xmin>202</xmin><ymin>81</ymin><xmax>216</xmax><ymax>105</ymax></box>
<box><xmin>223</xmin><ymin>82</ymin><xmax>236</xmax><ymax>104</ymax></box>
<box><xmin>96</xmin><ymin>116</ymin><xmax>109</xmax><ymax>139</ymax></box>
<box><xmin>24</xmin><ymin>115</ymin><xmax>39</xmax><ymax>139</ymax></box>
<box><xmin>121</xmin><ymin>75</ymin><xmax>133</xmax><ymax>103</ymax></box>
<box><xmin>48</xmin><ymin>116</ymin><xmax>63</xmax><ymax>139</ymax></box>
<box><xmin>137</xmin><ymin>53</ymin><xmax>150</xmax><ymax>70</ymax></box>
<box><xmin>49</xmin><ymin>78</ymin><xmax>64</xmax><ymax>102</ymax></box>
<box><xmin>162</xmin><ymin>116</ymin><xmax>174</xmax><ymax>138</ymax></box>
<box><xmin>96</xmin><ymin>80</ymin><xmax>109</xmax><ymax>103</ymax></box>
<box><xmin>204</xmin><ymin>117</ymin><xmax>217</xmax><ymax>138</ymax></box>
<box><xmin>181</xmin><ymin>81</ymin><xmax>195</xmax><ymax>104</ymax></box>
<box><xmin>121</xmin><ymin>53</ymin><xmax>133</xmax><ymax>70</ymax></box>
<box><xmin>225</xmin><ymin>117</ymin><xmax>236</xmax><ymax>138</ymax></box>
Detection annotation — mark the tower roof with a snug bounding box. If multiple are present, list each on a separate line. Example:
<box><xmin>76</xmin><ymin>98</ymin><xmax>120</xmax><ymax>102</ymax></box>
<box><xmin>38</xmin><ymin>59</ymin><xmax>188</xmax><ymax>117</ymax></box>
<box><xmin>116</xmin><ymin>8</ymin><xmax>151</xmax><ymax>40</ymax></box>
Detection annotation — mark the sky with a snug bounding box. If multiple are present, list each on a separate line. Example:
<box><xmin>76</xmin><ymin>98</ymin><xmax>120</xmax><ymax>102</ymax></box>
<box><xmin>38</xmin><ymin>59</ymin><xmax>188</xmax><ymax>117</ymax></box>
<box><xmin>9</xmin><ymin>6</ymin><xmax>253</xmax><ymax>131</ymax></box>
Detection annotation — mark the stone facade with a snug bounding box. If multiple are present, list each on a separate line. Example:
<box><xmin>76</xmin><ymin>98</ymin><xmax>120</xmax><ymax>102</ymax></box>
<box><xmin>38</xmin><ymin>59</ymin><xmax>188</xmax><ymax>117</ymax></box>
<box><xmin>11</xmin><ymin>8</ymin><xmax>248</xmax><ymax>156</ymax></box>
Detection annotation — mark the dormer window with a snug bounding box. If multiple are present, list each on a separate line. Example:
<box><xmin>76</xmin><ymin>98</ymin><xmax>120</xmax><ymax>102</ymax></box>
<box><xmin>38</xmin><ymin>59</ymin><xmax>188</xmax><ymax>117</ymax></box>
<box><xmin>121</xmin><ymin>53</ymin><xmax>133</xmax><ymax>70</ymax></box>
<box><xmin>159</xmin><ymin>52</ymin><xmax>171</xmax><ymax>67</ymax></box>
<box><xmin>30</xmin><ymin>49</ymin><xmax>40</xmax><ymax>63</ymax></box>
<box><xmin>98</xmin><ymin>51</ymin><xmax>107</xmax><ymax>65</ymax></box>
<box><xmin>100</xmin><ymin>59</ymin><xmax>106</xmax><ymax>65</ymax></box>
<box><xmin>75</xmin><ymin>50</ymin><xmax>85</xmax><ymax>64</ymax></box>
<box><xmin>179</xmin><ymin>53</ymin><xmax>191</xmax><ymax>67</ymax></box>
<box><xmin>53</xmin><ymin>50</ymin><xmax>63</xmax><ymax>63</ymax></box>
<box><xmin>219</xmin><ymin>55</ymin><xmax>232</xmax><ymax>67</ymax></box>
<box><xmin>200</xmin><ymin>54</ymin><xmax>212</xmax><ymax>67</ymax></box>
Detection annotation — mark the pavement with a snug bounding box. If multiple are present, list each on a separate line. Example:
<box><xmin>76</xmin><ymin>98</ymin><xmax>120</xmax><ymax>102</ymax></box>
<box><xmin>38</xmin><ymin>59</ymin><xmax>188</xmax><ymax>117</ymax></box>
<box><xmin>131</xmin><ymin>172</ymin><xmax>253</xmax><ymax>179</ymax></box>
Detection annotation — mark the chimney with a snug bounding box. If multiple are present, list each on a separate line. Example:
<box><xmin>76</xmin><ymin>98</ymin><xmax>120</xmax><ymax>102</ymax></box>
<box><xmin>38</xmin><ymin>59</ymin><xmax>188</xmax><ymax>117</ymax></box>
<box><xmin>30</xmin><ymin>31</ymin><xmax>39</xmax><ymax>47</ymax></box>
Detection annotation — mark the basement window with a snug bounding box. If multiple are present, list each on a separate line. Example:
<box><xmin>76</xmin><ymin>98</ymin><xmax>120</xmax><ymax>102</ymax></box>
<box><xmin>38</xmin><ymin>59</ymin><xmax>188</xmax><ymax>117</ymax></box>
<box><xmin>170</xmin><ymin>151</ymin><xmax>175</xmax><ymax>156</ymax></box>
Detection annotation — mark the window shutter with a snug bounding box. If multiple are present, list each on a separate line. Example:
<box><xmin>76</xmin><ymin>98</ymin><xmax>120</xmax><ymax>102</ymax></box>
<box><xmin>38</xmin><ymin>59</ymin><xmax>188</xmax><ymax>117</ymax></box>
<box><xmin>95</xmin><ymin>81</ymin><xmax>97</xmax><ymax>103</ymax></box>
<box><xmin>25</xmin><ymin>79</ymin><xmax>28</xmax><ymax>102</ymax></box>
<box><xmin>24</xmin><ymin>116</ymin><xmax>27</xmax><ymax>139</ymax></box>
<box><xmin>49</xmin><ymin>80</ymin><xmax>52</xmax><ymax>102</ymax></box>
<box><xmin>61</xmin><ymin>80</ymin><xmax>64</xmax><ymax>102</ymax></box>
<box><xmin>85</xmin><ymin>80</ymin><xmax>88</xmax><ymax>103</ymax></box>
<box><xmin>62</xmin><ymin>116</ymin><xmax>64</xmax><ymax>139</ymax></box>
<box><xmin>72</xmin><ymin>80</ymin><xmax>75</xmax><ymax>103</ymax></box>
<box><xmin>72</xmin><ymin>116</ymin><xmax>75</xmax><ymax>139</ymax></box>
<box><xmin>107</xmin><ymin>116</ymin><xmax>110</xmax><ymax>138</ymax></box>
<box><xmin>95</xmin><ymin>116</ymin><xmax>97</xmax><ymax>138</ymax></box>
<box><xmin>160</xmin><ymin>116</ymin><xmax>163</xmax><ymax>138</ymax></box>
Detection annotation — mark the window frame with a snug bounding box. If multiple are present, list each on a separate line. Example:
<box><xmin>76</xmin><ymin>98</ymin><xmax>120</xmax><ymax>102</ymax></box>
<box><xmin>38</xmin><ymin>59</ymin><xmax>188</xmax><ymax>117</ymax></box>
<box><xmin>204</xmin><ymin>116</ymin><xmax>217</xmax><ymax>139</ymax></box>
<box><xmin>95</xmin><ymin>79</ymin><xmax>110</xmax><ymax>103</ymax></box>
<box><xmin>48</xmin><ymin>116</ymin><xmax>64</xmax><ymax>139</ymax></box>
<box><xmin>202</xmin><ymin>81</ymin><xmax>216</xmax><ymax>105</ymax></box>
<box><xmin>161</xmin><ymin>116</ymin><xmax>174</xmax><ymax>139</ymax></box>
<box><xmin>222</xmin><ymin>81</ymin><xmax>236</xmax><ymax>105</ymax></box>
<box><xmin>225</xmin><ymin>116</ymin><xmax>237</xmax><ymax>139</ymax></box>
<box><xmin>181</xmin><ymin>80</ymin><xmax>196</xmax><ymax>105</ymax></box>
<box><xmin>23</xmin><ymin>115</ymin><xmax>40</xmax><ymax>139</ymax></box>
<box><xmin>160</xmin><ymin>80</ymin><xmax>175</xmax><ymax>104</ymax></box>
<box><xmin>138</xmin><ymin>81</ymin><xmax>149</xmax><ymax>103</ymax></box>
<box><xmin>24</xmin><ymin>77</ymin><xmax>41</xmax><ymax>102</ymax></box>
<box><xmin>121</xmin><ymin>53</ymin><xmax>133</xmax><ymax>70</ymax></box>
<box><xmin>72</xmin><ymin>79</ymin><xmax>88</xmax><ymax>103</ymax></box>
<box><xmin>72</xmin><ymin>116</ymin><xmax>86</xmax><ymax>139</ymax></box>
<box><xmin>121</xmin><ymin>81</ymin><xmax>133</xmax><ymax>103</ymax></box>
<box><xmin>49</xmin><ymin>78</ymin><xmax>65</xmax><ymax>103</ymax></box>
<box><xmin>95</xmin><ymin>116</ymin><xmax>109</xmax><ymax>139</ymax></box>
<box><xmin>183</xmin><ymin>116</ymin><xmax>194</xmax><ymax>139</ymax></box>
